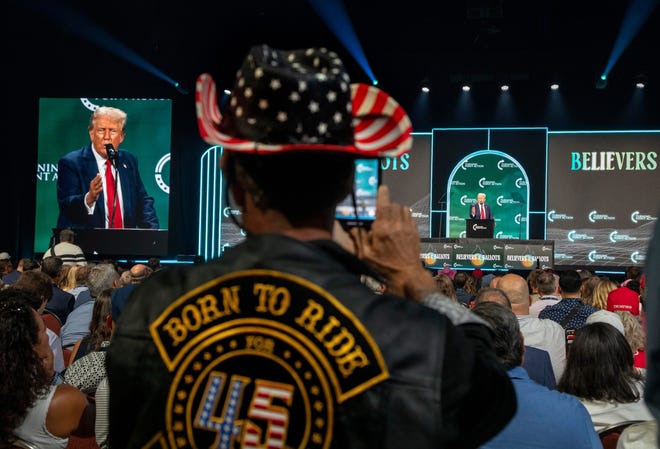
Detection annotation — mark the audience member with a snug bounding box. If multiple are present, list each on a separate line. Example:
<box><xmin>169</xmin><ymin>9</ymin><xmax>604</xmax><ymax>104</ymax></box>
<box><xmin>2</xmin><ymin>257</ymin><xmax>26</xmax><ymax>285</ymax></box>
<box><xmin>473</xmin><ymin>286</ymin><xmax>555</xmax><ymax>388</ymax></box>
<box><xmin>557</xmin><ymin>322</ymin><xmax>653</xmax><ymax>432</ymax></box>
<box><xmin>107</xmin><ymin>44</ymin><xmax>516</xmax><ymax>448</ymax></box>
<box><xmin>42</xmin><ymin>229</ymin><xmax>87</xmax><ymax>265</ymax></box>
<box><xmin>110</xmin><ymin>263</ymin><xmax>152</xmax><ymax>322</ymax></box>
<box><xmin>0</xmin><ymin>289</ymin><xmax>94</xmax><ymax>447</ymax></box>
<box><xmin>453</xmin><ymin>271</ymin><xmax>474</xmax><ymax>307</ymax></box>
<box><xmin>526</xmin><ymin>268</ymin><xmax>545</xmax><ymax>304</ymax></box>
<box><xmin>498</xmin><ymin>272</ymin><xmax>567</xmax><ymax>382</ymax></box>
<box><xmin>471</xmin><ymin>301</ymin><xmax>601</xmax><ymax>449</ymax></box>
<box><xmin>473</xmin><ymin>287</ymin><xmax>512</xmax><ymax>308</ymax></box>
<box><xmin>615</xmin><ymin>310</ymin><xmax>647</xmax><ymax>370</ymax></box>
<box><xmin>13</xmin><ymin>270</ymin><xmax>66</xmax><ymax>375</ymax></box>
<box><xmin>590</xmin><ymin>279</ymin><xmax>618</xmax><ymax>310</ymax></box>
<box><xmin>608</xmin><ymin>286</ymin><xmax>641</xmax><ymax>316</ymax></box>
<box><xmin>69</xmin><ymin>265</ymin><xmax>93</xmax><ymax>308</ymax></box>
<box><xmin>433</xmin><ymin>272</ymin><xmax>457</xmax><ymax>300</ymax></box>
<box><xmin>40</xmin><ymin>256</ymin><xmax>76</xmax><ymax>325</ymax></box>
<box><xmin>580</xmin><ymin>275</ymin><xmax>601</xmax><ymax>307</ymax></box>
<box><xmin>61</xmin><ymin>263</ymin><xmax>119</xmax><ymax>351</ymax></box>
<box><xmin>147</xmin><ymin>256</ymin><xmax>162</xmax><ymax>272</ymax></box>
<box><xmin>585</xmin><ymin>309</ymin><xmax>625</xmax><ymax>335</ymax></box>
<box><xmin>529</xmin><ymin>271</ymin><xmax>561</xmax><ymax>317</ymax></box>
<box><xmin>539</xmin><ymin>269</ymin><xmax>599</xmax><ymax>330</ymax></box>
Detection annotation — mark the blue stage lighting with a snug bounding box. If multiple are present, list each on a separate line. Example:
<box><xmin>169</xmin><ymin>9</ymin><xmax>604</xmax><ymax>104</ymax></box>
<box><xmin>307</xmin><ymin>0</ymin><xmax>377</xmax><ymax>84</ymax></box>
<box><xmin>600</xmin><ymin>0</ymin><xmax>659</xmax><ymax>80</ymax></box>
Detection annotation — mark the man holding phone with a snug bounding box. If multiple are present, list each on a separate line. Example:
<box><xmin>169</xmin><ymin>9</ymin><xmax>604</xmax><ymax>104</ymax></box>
<box><xmin>108</xmin><ymin>44</ymin><xmax>515</xmax><ymax>449</ymax></box>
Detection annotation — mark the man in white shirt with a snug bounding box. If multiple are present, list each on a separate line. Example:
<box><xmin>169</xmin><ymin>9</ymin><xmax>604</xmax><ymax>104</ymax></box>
<box><xmin>530</xmin><ymin>271</ymin><xmax>561</xmax><ymax>317</ymax></box>
<box><xmin>498</xmin><ymin>273</ymin><xmax>567</xmax><ymax>382</ymax></box>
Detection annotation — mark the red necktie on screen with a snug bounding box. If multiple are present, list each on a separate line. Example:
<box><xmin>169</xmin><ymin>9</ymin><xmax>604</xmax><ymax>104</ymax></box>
<box><xmin>480</xmin><ymin>205</ymin><xmax>485</xmax><ymax>219</ymax></box>
<box><xmin>105</xmin><ymin>160</ymin><xmax>123</xmax><ymax>228</ymax></box>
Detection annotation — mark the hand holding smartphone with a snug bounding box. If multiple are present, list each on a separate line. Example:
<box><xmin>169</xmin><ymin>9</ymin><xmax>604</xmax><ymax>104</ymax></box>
<box><xmin>335</xmin><ymin>159</ymin><xmax>381</xmax><ymax>229</ymax></box>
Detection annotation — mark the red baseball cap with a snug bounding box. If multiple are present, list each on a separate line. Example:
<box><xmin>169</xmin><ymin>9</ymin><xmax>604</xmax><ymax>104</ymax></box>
<box><xmin>607</xmin><ymin>287</ymin><xmax>640</xmax><ymax>316</ymax></box>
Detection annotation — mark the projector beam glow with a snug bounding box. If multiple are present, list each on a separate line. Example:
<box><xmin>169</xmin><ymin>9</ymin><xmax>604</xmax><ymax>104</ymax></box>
<box><xmin>307</xmin><ymin>0</ymin><xmax>376</xmax><ymax>84</ymax></box>
<box><xmin>601</xmin><ymin>0</ymin><xmax>659</xmax><ymax>79</ymax></box>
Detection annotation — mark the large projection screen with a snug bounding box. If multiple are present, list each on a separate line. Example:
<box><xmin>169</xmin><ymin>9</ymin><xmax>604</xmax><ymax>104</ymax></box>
<box><xmin>35</xmin><ymin>98</ymin><xmax>172</xmax><ymax>255</ymax></box>
<box><xmin>547</xmin><ymin>131</ymin><xmax>659</xmax><ymax>268</ymax></box>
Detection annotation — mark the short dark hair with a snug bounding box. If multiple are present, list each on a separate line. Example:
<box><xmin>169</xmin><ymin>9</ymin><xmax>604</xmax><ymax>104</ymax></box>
<box><xmin>13</xmin><ymin>270</ymin><xmax>54</xmax><ymax>305</ymax></box>
<box><xmin>536</xmin><ymin>271</ymin><xmax>557</xmax><ymax>296</ymax></box>
<box><xmin>227</xmin><ymin>152</ymin><xmax>355</xmax><ymax>225</ymax></box>
<box><xmin>471</xmin><ymin>301</ymin><xmax>523</xmax><ymax>370</ymax></box>
<box><xmin>558</xmin><ymin>269</ymin><xmax>582</xmax><ymax>295</ymax></box>
<box><xmin>474</xmin><ymin>287</ymin><xmax>512</xmax><ymax>308</ymax></box>
<box><xmin>41</xmin><ymin>256</ymin><xmax>64</xmax><ymax>279</ymax></box>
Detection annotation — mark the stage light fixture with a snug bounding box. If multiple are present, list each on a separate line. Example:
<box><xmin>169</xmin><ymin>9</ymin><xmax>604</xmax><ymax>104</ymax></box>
<box><xmin>223</xmin><ymin>89</ymin><xmax>231</xmax><ymax>95</ymax></box>
<box><xmin>634</xmin><ymin>74</ymin><xmax>647</xmax><ymax>89</ymax></box>
<box><xmin>500</xmin><ymin>84</ymin><xmax>509</xmax><ymax>91</ymax></box>
<box><xmin>595</xmin><ymin>74</ymin><xmax>608</xmax><ymax>90</ymax></box>
<box><xmin>421</xmin><ymin>85</ymin><xmax>430</xmax><ymax>93</ymax></box>
<box><xmin>550</xmin><ymin>83</ymin><xmax>559</xmax><ymax>90</ymax></box>
<box><xmin>462</xmin><ymin>85</ymin><xmax>471</xmax><ymax>92</ymax></box>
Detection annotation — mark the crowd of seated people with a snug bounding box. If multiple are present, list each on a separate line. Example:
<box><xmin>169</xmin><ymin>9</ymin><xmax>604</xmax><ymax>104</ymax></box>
<box><xmin>0</xmin><ymin>248</ymin><xmax>653</xmax><ymax>448</ymax></box>
<box><xmin>0</xmin><ymin>252</ymin><xmax>164</xmax><ymax>448</ymax></box>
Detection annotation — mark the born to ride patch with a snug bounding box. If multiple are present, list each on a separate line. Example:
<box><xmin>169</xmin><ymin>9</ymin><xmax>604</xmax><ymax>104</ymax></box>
<box><xmin>148</xmin><ymin>269</ymin><xmax>388</xmax><ymax>449</ymax></box>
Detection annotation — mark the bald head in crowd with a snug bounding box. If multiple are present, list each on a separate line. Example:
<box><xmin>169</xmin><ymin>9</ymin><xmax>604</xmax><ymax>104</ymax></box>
<box><xmin>129</xmin><ymin>264</ymin><xmax>152</xmax><ymax>284</ymax></box>
<box><xmin>497</xmin><ymin>273</ymin><xmax>531</xmax><ymax>314</ymax></box>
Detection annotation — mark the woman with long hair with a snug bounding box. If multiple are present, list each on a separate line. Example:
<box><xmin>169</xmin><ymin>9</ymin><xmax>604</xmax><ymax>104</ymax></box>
<box><xmin>589</xmin><ymin>279</ymin><xmax>618</xmax><ymax>310</ymax></box>
<box><xmin>0</xmin><ymin>289</ymin><xmax>92</xmax><ymax>447</ymax></box>
<box><xmin>557</xmin><ymin>322</ymin><xmax>653</xmax><ymax>431</ymax></box>
<box><xmin>68</xmin><ymin>288</ymin><xmax>113</xmax><ymax>363</ymax></box>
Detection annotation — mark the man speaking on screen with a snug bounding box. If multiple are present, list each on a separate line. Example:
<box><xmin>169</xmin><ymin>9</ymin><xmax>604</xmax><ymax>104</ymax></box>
<box><xmin>56</xmin><ymin>106</ymin><xmax>159</xmax><ymax>229</ymax></box>
<box><xmin>470</xmin><ymin>192</ymin><xmax>494</xmax><ymax>220</ymax></box>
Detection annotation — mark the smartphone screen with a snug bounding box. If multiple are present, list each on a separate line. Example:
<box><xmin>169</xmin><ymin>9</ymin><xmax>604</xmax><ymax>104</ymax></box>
<box><xmin>335</xmin><ymin>158</ymin><xmax>380</xmax><ymax>227</ymax></box>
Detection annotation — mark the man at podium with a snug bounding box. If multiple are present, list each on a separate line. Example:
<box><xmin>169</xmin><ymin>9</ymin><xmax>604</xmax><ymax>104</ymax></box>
<box><xmin>470</xmin><ymin>192</ymin><xmax>494</xmax><ymax>220</ymax></box>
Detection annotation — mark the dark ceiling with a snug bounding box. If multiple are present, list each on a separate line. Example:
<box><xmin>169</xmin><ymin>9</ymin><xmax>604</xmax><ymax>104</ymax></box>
<box><xmin>8</xmin><ymin>0</ymin><xmax>660</xmax><ymax>104</ymax></box>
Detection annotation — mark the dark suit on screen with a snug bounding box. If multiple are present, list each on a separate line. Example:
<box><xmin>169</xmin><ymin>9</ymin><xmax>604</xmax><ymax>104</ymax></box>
<box><xmin>57</xmin><ymin>145</ymin><xmax>159</xmax><ymax>229</ymax></box>
<box><xmin>470</xmin><ymin>202</ymin><xmax>493</xmax><ymax>220</ymax></box>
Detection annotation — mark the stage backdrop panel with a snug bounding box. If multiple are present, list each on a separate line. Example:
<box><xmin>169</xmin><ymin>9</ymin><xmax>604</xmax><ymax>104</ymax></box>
<box><xmin>35</xmin><ymin>98</ymin><xmax>172</xmax><ymax>254</ymax></box>
<box><xmin>547</xmin><ymin>131</ymin><xmax>659</xmax><ymax>268</ymax></box>
<box><xmin>431</xmin><ymin>128</ymin><xmax>547</xmax><ymax>239</ymax></box>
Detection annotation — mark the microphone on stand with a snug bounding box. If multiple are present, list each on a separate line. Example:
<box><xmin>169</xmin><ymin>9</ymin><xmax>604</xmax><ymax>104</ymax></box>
<box><xmin>104</xmin><ymin>144</ymin><xmax>120</xmax><ymax>227</ymax></box>
<box><xmin>105</xmin><ymin>143</ymin><xmax>119</xmax><ymax>167</ymax></box>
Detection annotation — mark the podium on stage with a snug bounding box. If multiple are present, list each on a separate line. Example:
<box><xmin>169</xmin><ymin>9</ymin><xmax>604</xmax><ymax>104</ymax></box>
<box><xmin>466</xmin><ymin>219</ymin><xmax>494</xmax><ymax>238</ymax></box>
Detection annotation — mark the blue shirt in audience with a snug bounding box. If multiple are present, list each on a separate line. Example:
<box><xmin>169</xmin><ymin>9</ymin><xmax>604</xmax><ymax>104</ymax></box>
<box><xmin>479</xmin><ymin>366</ymin><xmax>601</xmax><ymax>449</ymax></box>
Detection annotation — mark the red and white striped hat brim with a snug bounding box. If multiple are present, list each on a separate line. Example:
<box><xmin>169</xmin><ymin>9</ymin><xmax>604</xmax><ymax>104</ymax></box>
<box><xmin>195</xmin><ymin>73</ymin><xmax>412</xmax><ymax>158</ymax></box>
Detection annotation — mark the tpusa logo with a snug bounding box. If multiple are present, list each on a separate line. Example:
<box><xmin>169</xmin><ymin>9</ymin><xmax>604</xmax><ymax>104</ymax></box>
<box><xmin>451</xmin><ymin>180</ymin><xmax>466</xmax><ymax>186</ymax></box>
<box><xmin>631</xmin><ymin>211</ymin><xmax>656</xmax><ymax>223</ymax></box>
<box><xmin>460</xmin><ymin>195</ymin><xmax>472</xmax><ymax>205</ymax></box>
<box><xmin>630</xmin><ymin>251</ymin><xmax>646</xmax><ymax>264</ymax></box>
<box><xmin>223</xmin><ymin>207</ymin><xmax>242</xmax><ymax>218</ymax></box>
<box><xmin>609</xmin><ymin>231</ymin><xmax>637</xmax><ymax>243</ymax></box>
<box><xmin>514</xmin><ymin>178</ymin><xmax>527</xmax><ymax>188</ymax></box>
<box><xmin>493</xmin><ymin>245</ymin><xmax>504</xmax><ymax>250</ymax></box>
<box><xmin>514</xmin><ymin>214</ymin><xmax>527</xmax><ymax>225</ymax></box>
<box><xmin>547</xmin><ymin>210</ymin><xmax>574</xmax><ymax>222</ymax></box>
<box><xmin>554</xmin><ymin>253</ymin><xmax>574</xmax><ymax>260</ymax></box>
<box><xmin>453</xmin><ymin>244</ymin><xmax>464</xmax><ymax>249</ymax></box>
<box><xmin>496</xmin><ymin>195</ymin><xmax>517</xmax><ymax>206</ymax></box>
<box><xmin>497</xmin><ymin>160</ymin><xmax>517</xmax><ymax>170</ymax></box>
<box><xmin>461</xmin><ymin>161</ymin><xmax>484</xmax><ymax>170</ymax></box>
<box><xmin>588</xmin><ymin>250</ymin><xmax>615</xmax><ymax>262</ymax></box>
<box><xmin>567</xmin><ymin>230</ymin><xmax>594</xmax><ymax>242</ymax></box>
<box><xmin>478</xmin><ymin>177</ymin><xmax>502</xmax><ymax>188</ymax></box>
<box><xmin>154</xmin><ymin>153</ymin><xmax>171</xmax><ymax>194</ymax></box>
<box><xmin>588</xmin><ymin>211</ymin><xmax>616</xmax><ymax>223</ymax></box>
